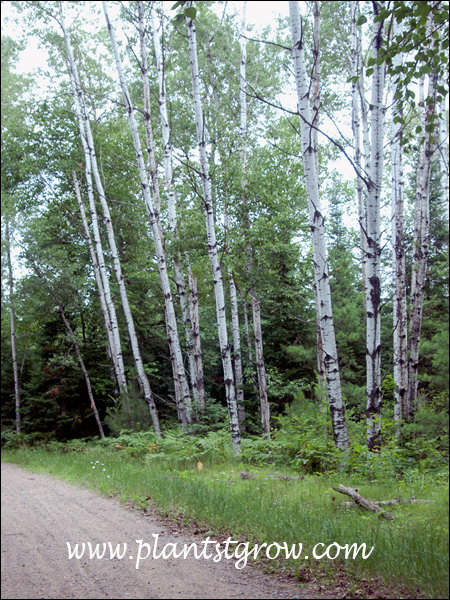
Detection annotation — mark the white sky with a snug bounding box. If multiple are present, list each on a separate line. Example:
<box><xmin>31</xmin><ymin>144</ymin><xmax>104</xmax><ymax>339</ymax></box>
<box><xmin>1</xmin><ymin>0</ymin><xmax>355</xmax><ymax>186</ymax></box>
<box><xmin>1</xmin><ymin>1</ymin><xmax>291</xmax><ymax>73</ymax></box>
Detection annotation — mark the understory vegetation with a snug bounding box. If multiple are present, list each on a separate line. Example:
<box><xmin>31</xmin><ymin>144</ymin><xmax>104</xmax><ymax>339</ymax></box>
<box><xmin>3</xmin><ymin>400</ymin><xmax>449</xmax><ymax>598</ymax></box>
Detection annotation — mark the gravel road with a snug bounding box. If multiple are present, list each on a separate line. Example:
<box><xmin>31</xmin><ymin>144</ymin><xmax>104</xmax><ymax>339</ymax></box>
<box><xmin>1</xmin><ymin>462</ymin><xmax>309</xmax><ymax>599</ymax></box>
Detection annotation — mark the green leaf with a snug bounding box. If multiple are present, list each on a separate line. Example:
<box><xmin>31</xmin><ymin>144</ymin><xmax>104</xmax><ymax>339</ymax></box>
<box><xmin>356</xmin><ymin>15</ymin><xmax>367</xmax><ymax>26</ymax></box>
<box><xmin>172</xmin><ymin>13</ymin><xmax>185</xmax><ymax>25</ymax></box>
<box><xmin>184</xmin><ymin>6</ymin><xmax>197</xmax><ymax>20</ymax></box>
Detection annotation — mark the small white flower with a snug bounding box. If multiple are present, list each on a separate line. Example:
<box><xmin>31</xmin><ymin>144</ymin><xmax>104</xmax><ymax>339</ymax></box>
<box><xmin>92</xmin><ymin>466</ymin><xmax>95</xmax><ymax>469</ymax></box>
<box><xmin>103</xmin><ymin>468</ymin><xmax>106</xmax><ymax>472</ymax></box>
<box><xmin>107</xmin><ymin>475</ymin><xmax>110</xmax><ymax>479</ymax></box>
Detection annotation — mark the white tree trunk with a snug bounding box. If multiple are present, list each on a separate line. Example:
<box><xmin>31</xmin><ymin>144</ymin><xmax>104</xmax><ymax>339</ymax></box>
<box><xmin>351</xmin><ymin>1</ymin><xmax>369</xmax><ymax>305</ymax></box>
<box><xmin>72</xmin><ymin>170</ymin><xmax>129</xmax><ymax>406</ymax></box>
<box><xmin>364</xmin><ymin>2</ymin><xmax>385</xmax><ymax>450</ymax></box>
<box><xmin>239</xmin><ymin>2</ymin><xmax>269</xmax><ymax>431</ymax></box>
<box><xmin>6</xmin><ymin>221</ymin><xmax>21</xmax><ymax>434</ymax></box>
<box><xmin>229</xmin><ymin>273</ymin><xmax>246</xmax><ymax>431</ymax></box>
<box><xmin>136</xmin><ymin>0</ymin><xmax>193</xmax><ymax>419</ymax></box>
<box><xmin>185</xmin><ymin>5</ymin><xmax>241</xmax><ymax>453</ymax></box>
<box><xmin>60</xmin><ymin>2</ymin><xmax>161</xmax><ymax>436</ymax></box>
<box><xmin>150</xmin><ymin>0</ymin><xmax>205</xmax><ymax>412</ymax></box>
<box><xmin>187</xmin><ymin>264</ymin><xmax>205</xmax><ymax>412</ymax></box>
<box><xmin>59</xmin><ymin>4</ymin><xmax>128</xmax><ymax>402</ymax></box>
<box><xmin>103</xmin><ymin>0</ymin><xmax>192</xmax><ymax>427</ymax></box>
<box><xmin>407</xmin><ymin>71</ymin><xmax>437</xmax><ymax>415</ymax></box>
<box><xmin>390</xmin><ymin>20</ymin><xmax>409</xmax><ymax>426</ymax></box>
<box><xmin>251</xmin><ymin>294</ymin><xmax>270</xmax><ymax>438</ymax></box>
<box><xmin>289</xmin><ymin>1</ymin><xmax>349</xmax><ymax>450</ymax></box>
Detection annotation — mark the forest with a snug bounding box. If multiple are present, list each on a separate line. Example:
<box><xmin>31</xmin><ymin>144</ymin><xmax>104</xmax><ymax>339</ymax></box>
<box><xmin>1</xmin><ymin>1</ymin><xmax>449</xmax><ymax>596</ymax></box>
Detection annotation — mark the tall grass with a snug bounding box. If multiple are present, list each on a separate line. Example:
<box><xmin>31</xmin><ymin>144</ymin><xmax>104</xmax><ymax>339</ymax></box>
<box><xmin>2</xmin><ymin>446</ymin><xmax>448</xmax><ymax>598</ymax></box>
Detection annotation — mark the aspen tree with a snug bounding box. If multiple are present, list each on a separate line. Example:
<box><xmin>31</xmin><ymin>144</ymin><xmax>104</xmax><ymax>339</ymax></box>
<box><xmin>350</xmin><ymin>1</ymin><xmax>369</xmax><ymax>306</ymax></box>
<box><xmin>59</xmin><ymin>4</ymin><xmax>128</xmax><ymax>404</ymax></box>
<box><xmin>103</xmin><ymin>0</ymin><xmax>192</xmax><ymax>426</ymax></box>
<box><xmin>72</xmin><ymin>171</ymin><xmax>130</xmax><ymax>412</ymax></box>
<box><xmin>60</xmin><ymin>2</ymin><xmax>162</xmax><ymax>435</ymax></box>
<box><xmin>407</xmin><ymin>72</ymin><xmax>438</xmax><ymax>415</ymax></box>
<box><xmin>185</xmin><ymin>2</ymin><xmax>241</xmax><ymax>453</ymax></box>
<box><xmin>239</xmin><ymin>1</ymin><xmax>269</xmax><ymax>435</ymax></box>
<box><xmin>149</xmin><ymin>1</ymin><xmax>205</xmax><ymax>412</ymax></box>
<box><xmin>363</xmin><ymin>1</ymin><xmax>386</xmax><ymax>449</ymax></box>
<box><xmin>390</xmin><ymin>20</ymin><xmax>409</xmax><ymax>426</ymax></box>
<box><xmin>289</xmin><ymin>1</ymin><xmax>349</xmax><ymax>449</ymax></box>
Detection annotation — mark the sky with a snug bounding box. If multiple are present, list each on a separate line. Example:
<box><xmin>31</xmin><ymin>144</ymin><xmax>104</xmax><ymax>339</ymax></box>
<box><xmin>2</xmin><ymin>1</ymin><xmax>291</xmax><ymax>74</ymax></box>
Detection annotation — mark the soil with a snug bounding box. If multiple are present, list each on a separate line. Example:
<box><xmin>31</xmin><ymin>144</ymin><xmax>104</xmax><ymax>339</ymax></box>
<box><xmin>1</xmin><ymin>462</ymin><xmax>312</xmax><ymax>599</ymax></box>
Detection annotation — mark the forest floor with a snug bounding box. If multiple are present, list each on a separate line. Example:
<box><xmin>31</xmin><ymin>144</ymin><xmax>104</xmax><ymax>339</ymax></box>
<box><xmin>1</xmin><ymin>461</ymin><xmax>420</xmax><ymax>599</ymax></box>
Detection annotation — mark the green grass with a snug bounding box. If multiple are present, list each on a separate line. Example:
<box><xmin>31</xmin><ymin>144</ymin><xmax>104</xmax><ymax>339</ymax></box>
<box><xmin>2</xmin><ymin>446</ymin><xmax>448</xmax><ymax>598</ymax></box>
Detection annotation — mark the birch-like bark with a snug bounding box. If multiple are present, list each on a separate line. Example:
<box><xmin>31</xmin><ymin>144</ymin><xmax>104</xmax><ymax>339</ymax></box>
<box><xmin>351</xmin><ymin>1</ymin><xmax>369</xmax><ymax>305</ymax></box>
<box><xmin>252</xmin><ymin>295</ymin><xmax>270</xmax><ymax>438</ymax></box>
<box><xmin>407</xmin><ymin>72</ymin><xmax>437</xmax><ymax>415</ymax></box>
<box><xmin>185</xmin><ymin>5</ymin><xmax>241</xmax><ymax>453</ymax></box>
<box><xmin>30</xmin><ymin>261</ymin><xmax>105</xmax><ymax>439</ymax></box>
<box><xmin>104</xmin><ymin>1</ymin><xmax>192</xmax><ymax>426</ymax></box>
<box><xmin>390</xmin><ymin>20</ymin><xmax>409</xmax><ymax>426</ymax></box>
<box><xmin>364</xmin><ymin>2</ymin><xmax>386</xmax><ymax>450</ymax></box>
<box><xmin>135</xmin><ymin>1</ymin><xmax>193</xmax><ymax>419</ymax></box>
<box><xmin>311</xmin><ymin>1</ymin><xmax>327</xmax><ymax>393</ymax></box>
<box><xmin>150</xmin><ymin>1</ymin><xmax>205</xmax><ymax>412</ymax></box>
<box><xmin>187</xmin><ymin>264</ymin><xmax>205</xmax><ymax>411</ymax></box>
<box><xmin>6</xmin><ymin>221</ymin><xmax>21</xmax><ymax>434</ymax></box>
<box><xmin>239</xmin><ymin>2</ymin><xmax>269</xmax><ymax>430</ymax></box>
<box><xmin>72</xmin><ymin>170</ymin><xmax>129</xmax><ymax>406</ymax></box>
<box><xmin>59</xmin><ymin>3</ymin><xmax>128</xmax><ymax>405</ymax></box>
<box><xmin>311</xmin><ymin>0</ymin><xmax>320</xmax><ymax>170</ymax></box>
<box><xmin>224</xmin><ymin>203</ymin><xmax>246</xmax><ymax>430</ymax></box>
<box><xmin>289</xmin><ymin>1</ymin><xmax>349</xmax><ymax>450</ymax></box>
<box><xmin>229</xmin><ymin>274</ymin><xmax>245</xmax><ymax>430</ymax></box>
<box><xmin>60</xmin><ymin>2</ymin><xmax>161</xmax><ymax>436</ymax></box>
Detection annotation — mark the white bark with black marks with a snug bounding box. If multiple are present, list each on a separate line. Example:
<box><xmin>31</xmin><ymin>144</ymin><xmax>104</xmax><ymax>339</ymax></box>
<box><xmin>364</xmin><ymin>2</ymin><xmax>385</xmax><ymax>449</ymax></box>
<box><xmin>390</xmin><ymin>20</ymin><xmax>409</xmax><ymax>426</ymax></box>
<box><xmin>72</xmin><ymin>171</ymin><xmax>129</xmax><ymax>406</ymax></box>
<box><xmin>186</xmin><ymin>5</ymin><xmax>241</xmax><ymax>453</ymax></box>
<box><xmin>103</xmin><ymin>0</ymin><xmax>192</xmax><ymax>427</ymax></box>
<box><xmin>289</xmin><ymin>1</ymin><xmax>349</xmax><ymax>450</ymax></box>
<box><xmin>59</xmin><ymin>3</ymin><xmax>128</xmax><ymax>402</ymax></box>
<box><xmin>407</xmin><ymin>70</ymin><xmax>437</xmax><ymax>415</ymax></box>
<box><xmin>61</xmin><ymin>2</ymin><xmax>161</xmax><ymax>436</ymax></box>
<box><xmin>150</xmin><ymin>1</ymin><xmax>205</xmax><ymax>412</ymax></box>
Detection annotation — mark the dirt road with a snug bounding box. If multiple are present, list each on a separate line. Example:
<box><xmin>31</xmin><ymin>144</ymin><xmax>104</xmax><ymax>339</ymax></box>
<box><xmin>1</xmin><ymin>462</ymin><xmax>309</xmax><ymax>599</ymax></box>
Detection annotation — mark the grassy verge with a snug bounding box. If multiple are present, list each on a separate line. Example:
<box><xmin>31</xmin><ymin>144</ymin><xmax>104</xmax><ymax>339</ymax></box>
<box><xmin>2</xmin><ymin>447</ymin><xmax>448</xmax><ymax>598</ymax></box>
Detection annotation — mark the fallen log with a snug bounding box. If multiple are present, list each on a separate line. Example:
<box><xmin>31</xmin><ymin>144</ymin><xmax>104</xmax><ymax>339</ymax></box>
<box><xmin>240</xmin><ymin>472</ymin><xmax>304</xmax><ymax>481</ymax></box>
<box><xmin>332</xmin><ymin>485</ymin><xmax>395</xmax><ymax>520</ymax></box>
<box><xmin>339</xmin><ymin>496</ymin><xmax>432</xmax><ymax>508</ymax></box>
